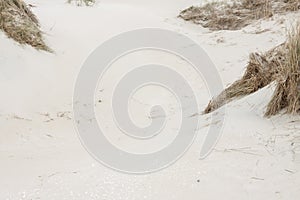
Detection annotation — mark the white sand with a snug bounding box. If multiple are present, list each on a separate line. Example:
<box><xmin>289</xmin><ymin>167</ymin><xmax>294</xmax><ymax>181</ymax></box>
<box><xmin>0</xmin><ymin>0</ymin><xmax>300</xmax><ymax>199</ymax></box>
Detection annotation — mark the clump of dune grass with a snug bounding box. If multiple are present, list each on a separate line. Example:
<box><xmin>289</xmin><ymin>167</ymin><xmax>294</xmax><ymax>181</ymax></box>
<box><xmin>265</xmin><ymin>24</ymin><xmax>300</xmax><ymax>116</ymax></box>
<box><xmin>0</xmin><ymin>0</ymin><xmax>51</xmax><ymax>51</ymax></box>
<box><xmin>67</xmin><ymin>0</ymin><xmax>95</xmax><ymax>6</ymax></box>
<box><xmin>204</xmin><ymin>45</ymin><xmax>286</xmax><ymax>114</ymax></box>
<box><xmin>179</xmin><ymin>0</ymin><xmax>300</xmax><ymax>31</ymax></box>
<box><xmin>204</xmin><ymin>23</ymin><xmax>300</xmax><ymax>116</ymax></box>
<box><xmin>282</xmin><ymin>0</ymin><xmax>300</xmax><ymax>12</ymax></box>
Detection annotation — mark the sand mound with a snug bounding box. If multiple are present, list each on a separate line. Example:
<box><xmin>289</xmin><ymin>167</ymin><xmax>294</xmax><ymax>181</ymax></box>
<box><xmin>204</xmin><ymin>23</ymin><xmax>300</xmax><ymax>116</ymax></box>
<box><xmin>179</xmin><ymin>0</ymin><xmax>300</xmax><ymax>31</ymax></box>
<box><xmin>0</xmin><ymin>0</ymin><xmax>51</xmax><ymax>51</ymax></box>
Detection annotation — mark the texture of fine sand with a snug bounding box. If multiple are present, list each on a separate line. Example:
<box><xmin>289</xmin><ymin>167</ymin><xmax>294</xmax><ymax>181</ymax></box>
<box><xmin>0</xmin><ymin>0</ymin><xmax>300</xmax><ymax>199</ymax></box>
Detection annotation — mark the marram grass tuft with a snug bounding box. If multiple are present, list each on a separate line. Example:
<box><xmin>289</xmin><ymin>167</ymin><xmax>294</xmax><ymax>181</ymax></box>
<box><xmin>0</xmin><ymin>0</ymin><xmax>51</xmax><ymax>52</ymax></box>
<box><xmin>205</xmin><ymin>23</ymin><xmax>300</xmax><ymax>116</ymax></box>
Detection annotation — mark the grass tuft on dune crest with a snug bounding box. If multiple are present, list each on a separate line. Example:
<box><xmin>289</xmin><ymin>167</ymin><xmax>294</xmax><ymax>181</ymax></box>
<box><xmin>179</xmin><ymin>0</ymin><xmax>300</xmax><ymax>31</ymax></box>
<box><xmin>0</xmin><ymin>0</ymin><xmax>51</xmax><ymax>52</ymax></box>
<box><xmin>204</xmin><ymin>23</ymin><xmax>300</xmax><ymax>116</ymax></box>
<box><xmin>67</xmin><ymin>0</ymin><xmax>95</xmax><ymax>6</ymax></box>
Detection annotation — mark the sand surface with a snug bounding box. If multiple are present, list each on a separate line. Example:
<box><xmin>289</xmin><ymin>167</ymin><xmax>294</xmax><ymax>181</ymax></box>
<box><xmin>0</xmin><ymin>0</ymin><xmax>300</xmax><ymax>199</ymax></box>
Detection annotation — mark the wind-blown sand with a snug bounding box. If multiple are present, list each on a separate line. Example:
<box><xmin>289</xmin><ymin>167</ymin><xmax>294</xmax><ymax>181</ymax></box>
<box><xmin>0</xmin><ymin>0</ymin><xmax>299</xmax><ymax>199</ymax></box>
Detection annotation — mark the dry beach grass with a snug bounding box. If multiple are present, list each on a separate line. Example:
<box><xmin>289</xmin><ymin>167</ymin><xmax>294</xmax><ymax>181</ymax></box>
<box><xmin>204</xmin><ymin>23</ymin><xmax>300</xmax><ymax>116</ymax></box>
<box><xmin>266</xmin><ymin>24</ymin><xmax>300</xmax><ymax>116</ymax></box>
<box><xmin>67</xmin><ymin>0</ymin><xmax>95</xmax><ymax>6</ymax></box>
<box><xmin>0</xmin><ymin>0</ymin><xmax>51</xmax><ymax>51</ymax></box>
<box><xmin>179</xmin><ymin>0</ymin><xmax>300</xmax><ymax>31</ymax></box>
